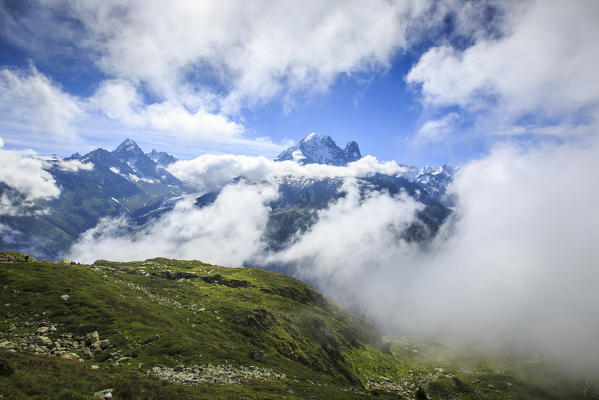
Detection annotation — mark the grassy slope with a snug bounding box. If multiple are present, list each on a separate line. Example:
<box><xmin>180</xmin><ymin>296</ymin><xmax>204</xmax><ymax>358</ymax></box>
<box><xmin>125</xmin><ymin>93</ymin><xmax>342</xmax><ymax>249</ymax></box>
<box><xmin>0</xmin><ymin>251</ymin><xmax>595</xmax><ymax>399</ymax></box>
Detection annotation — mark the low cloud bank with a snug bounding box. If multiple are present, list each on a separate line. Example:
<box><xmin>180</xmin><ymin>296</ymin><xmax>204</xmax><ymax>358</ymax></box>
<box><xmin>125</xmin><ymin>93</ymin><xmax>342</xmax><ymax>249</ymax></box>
<box><xmin>68</xmin><ymin>137</ymin><xmax>599</xmax><ymax>369</ymax></box>
<box><xmin>283</xmin><ymin>138</ymin><xmax>599</xmax><ymax>369</ymax></box>
<box><xmin>168</xmin><ymin>154</ymin><xmax>404</xmax><ymax>192</ymax></box>
<box><xmin>69</xmin><ymin>182</ymin><xmax>278</xmax><ymax>266</ymax></box>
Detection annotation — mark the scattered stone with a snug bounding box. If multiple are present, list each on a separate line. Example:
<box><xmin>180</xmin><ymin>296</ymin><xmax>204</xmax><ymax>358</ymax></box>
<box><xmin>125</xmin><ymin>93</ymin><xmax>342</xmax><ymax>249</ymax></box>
<box><xmin>34</xmin><ymin>336</ymin><xmax>53</xmax><ymax>346</ymax></box>
<box><xmin>60</xmin><ymin>352</ymin><xmax>81</xmax><ymax>360</ymax></box>
<box><xmin>85</xmin><ymin>331</ymin><xmax>100</xmax><ymax>346</ymax></box>
<box><xmin>36</xmin><ymin>326</ymin><xmax>49</xmax><ymax>334</ymax></box>
<box><xmin>91</xmin><ymin>364</ymin><xmax>100</xmax><ymax>369</ymax></box>
<box><xmin>91</xmin><ymin>340</ymin><xmax>102</xmax><ymax>351</ymax></box>
<box><xmin>99</xmin><ymin>339</ymin><xmax>110</xmax><ymax>349</ymax></box>
<box><xmin>94</xmin><ymin>388</ymin><xmax>113</xmax><ymax>399</ymax></box>
<box><xmin>60</xmin><ymin>294</ymin><xmax>70</xmax><ymax>302</ymax></box>
<box><xmin>148</xmin><ymin>364</ymin><xmax>286</xmax><ymax>386</ymax></box>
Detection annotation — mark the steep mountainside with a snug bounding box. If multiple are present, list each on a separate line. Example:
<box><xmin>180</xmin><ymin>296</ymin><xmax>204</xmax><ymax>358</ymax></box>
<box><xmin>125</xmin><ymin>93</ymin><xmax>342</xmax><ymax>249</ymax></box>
<box><xmin>0</xmin><ymin>252</ymin><xmax>591</xmax><ymax>399</ymax></box>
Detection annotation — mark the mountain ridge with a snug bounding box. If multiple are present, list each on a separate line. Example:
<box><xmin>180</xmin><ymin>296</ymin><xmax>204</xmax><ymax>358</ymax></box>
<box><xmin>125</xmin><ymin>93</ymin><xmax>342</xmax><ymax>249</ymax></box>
<box><xmin>1</xmin><ymin>136</ymin><xmax>455</xmax><ymax>261</ymax></box>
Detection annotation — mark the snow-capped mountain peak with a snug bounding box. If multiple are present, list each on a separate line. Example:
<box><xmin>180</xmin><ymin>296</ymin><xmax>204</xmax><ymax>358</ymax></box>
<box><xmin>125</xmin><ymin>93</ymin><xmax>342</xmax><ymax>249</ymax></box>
<box><xmin>275</xmin><ymin>133</ymin><xmax>362</xmax><ymax>166</ymax></box>
<box><xmin>114</xmin><ymin>138</ymin><xmax>144</xmax><ymax>157</ymax></box>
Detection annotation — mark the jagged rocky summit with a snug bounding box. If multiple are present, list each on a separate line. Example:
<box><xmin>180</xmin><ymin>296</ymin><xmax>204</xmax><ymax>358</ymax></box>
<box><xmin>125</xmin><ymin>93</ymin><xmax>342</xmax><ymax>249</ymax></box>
<box><xmin>274</xmin><ymin>133</ymin><xmax>362</xmax><ymax>166</ymax></box>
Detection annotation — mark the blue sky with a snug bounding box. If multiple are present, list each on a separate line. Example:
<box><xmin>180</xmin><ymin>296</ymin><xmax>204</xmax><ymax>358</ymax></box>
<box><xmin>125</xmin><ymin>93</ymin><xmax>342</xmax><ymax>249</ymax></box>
<box><xmin>0</xmin><ymin>1</ymin><xmax>597</xmax><ymax>166</ymax></box>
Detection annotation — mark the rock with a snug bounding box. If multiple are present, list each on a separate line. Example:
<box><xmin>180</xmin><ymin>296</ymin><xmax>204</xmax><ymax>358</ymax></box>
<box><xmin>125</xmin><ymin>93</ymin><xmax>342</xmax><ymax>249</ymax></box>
<box><xmin>60</xmin><ymin>294</ymin><xmax>70</xmax><ymax>302</ymax></box>
<box><xmin>91</xmin><ymin>340</ymin><xmax>102</xmax><ymax>351</ymax></box>
<box><xmin>94</xmin><ymin>388</ymin><xmax>113</xmax><ymax>399</ymax></box>
<box><xmin>0</xmin><ymin>341</ymin><xmax>15</xmax><ymax>349</ymax></box>
<box><xmin>34</xmin><ymin>336</ymin><xmax>53</xmax><ymax>346</ymax></box>
<box><xmin>91</xmin><ymin>364</ymin><xmax>100</xmax><ymax>369</ymax></box>
<box><xmin>99</xmin><ymin>339</ymin><xmax>110</xmax><ymax>349</ymax></box>
<box><xmin>49</xmin><ymin>325</ymin><xmax>57</xmax><ymax>332</ymax></box>
<box><xmin>85</xmin><ymin>331</ymin><xmax>100</xmax><ymax>345</ymax></box>
<box><xmin>61</xmin><ymin>352</ymin><xmax>80</xmax><ymax>360</ymax></box>
<box><xmin>36</xmin><ymin>326</ymin><xmax>49</xmax><ymax>334</ymax></box>
<box><xmin>83</xmin><ymin>347</ymin><xmax>93</xmax><ymax>358</ymax></box>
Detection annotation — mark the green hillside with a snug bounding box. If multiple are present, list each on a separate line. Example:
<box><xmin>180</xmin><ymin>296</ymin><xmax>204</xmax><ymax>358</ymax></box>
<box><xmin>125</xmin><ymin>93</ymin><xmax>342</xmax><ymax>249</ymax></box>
<box><xmin>0</xmin><ymin>252</ymin><xmax>594</xmax><ymax>399</ymax></box>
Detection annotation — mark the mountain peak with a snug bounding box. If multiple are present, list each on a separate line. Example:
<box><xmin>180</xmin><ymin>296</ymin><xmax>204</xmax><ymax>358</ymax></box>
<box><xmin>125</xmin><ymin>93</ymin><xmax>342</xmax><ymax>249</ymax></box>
<box><xmin>147</xmin><ymin>149</ymin><xmax>177</xmax><ymax>167</ymax></box>
<box><xmin>275</xmin><ymin>133</ymin><xmax>362</xmax><ymax>166</ymax></box>
<box><xmin>114</xmin><ymin>138</ymin><xmax>142</xmax><ymax>154</ymax></box>
<box><xmin>343</xmin><ymin>141</ymin><xmax>361</xmax><ymax>162</ymax></box>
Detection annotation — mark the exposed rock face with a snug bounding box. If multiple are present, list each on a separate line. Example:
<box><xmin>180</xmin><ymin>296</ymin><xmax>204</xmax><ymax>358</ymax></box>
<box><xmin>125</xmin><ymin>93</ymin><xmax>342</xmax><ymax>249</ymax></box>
<box><xmin>147</xmin><ymin>149</ymin><xmax>177</xmax><ymax>167</ymax></box>
<box><xmin>239</xmin><ymin>308</ymin><xmax>277</xmax><ymax>330</ymax></box>
<box><xmin>343</xmin><ymin>141</ymin><xmax>362</xmax><ymax>162</ymax></box>
<box><xmin>154</xmin><ymin>270</ymin><xmax>198</xmax><ymax>280</ymax></box>
<box><xmin>201</xmin><ymin>274</ymin><xmax>252</xmax><ymax>288</ymax></box>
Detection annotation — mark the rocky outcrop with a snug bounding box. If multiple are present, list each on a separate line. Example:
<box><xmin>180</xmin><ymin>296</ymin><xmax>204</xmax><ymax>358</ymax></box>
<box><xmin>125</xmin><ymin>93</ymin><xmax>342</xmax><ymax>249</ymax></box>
<box><xmin>201</xmin><ymin>274</ymin><xmax>252</xmax><ymax>288</ymax></box>
<box><xmin>153</xmin><ymin>270</ymin><xmax>198</xmax><ymax>280</ymax></box>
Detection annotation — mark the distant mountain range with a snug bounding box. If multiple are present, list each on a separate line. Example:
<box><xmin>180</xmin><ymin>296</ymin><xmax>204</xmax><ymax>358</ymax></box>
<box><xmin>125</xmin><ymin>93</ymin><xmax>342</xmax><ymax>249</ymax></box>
<box><xmin>0</xmin><ymin>136</ymin><xmax>456</xmax><ymax>261</ymax></box>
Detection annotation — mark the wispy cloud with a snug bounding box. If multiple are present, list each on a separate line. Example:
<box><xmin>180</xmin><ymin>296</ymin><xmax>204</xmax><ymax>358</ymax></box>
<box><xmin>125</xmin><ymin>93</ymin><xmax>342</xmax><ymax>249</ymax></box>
<box><xmin>407</xmin><ymin>0</ymin><xmax>599</xmax><ymax>136</ymax></box>
<box><xmin>0</xmin><ymin>65</ymin><xmax>83</xmax><ymax>139</ymax></box>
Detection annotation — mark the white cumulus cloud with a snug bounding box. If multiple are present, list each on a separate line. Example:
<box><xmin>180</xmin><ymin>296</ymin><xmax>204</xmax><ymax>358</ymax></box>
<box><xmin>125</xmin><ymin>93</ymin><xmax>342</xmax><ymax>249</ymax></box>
<box><xmin>0</xmin><ymin>66</ymin><xmax>83</xmax><ymax>139</ymax></box>
<box><xmin>407</xmin><ymin>0</ymin><xmax>599</xmax><ymax>133</ymax></box>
